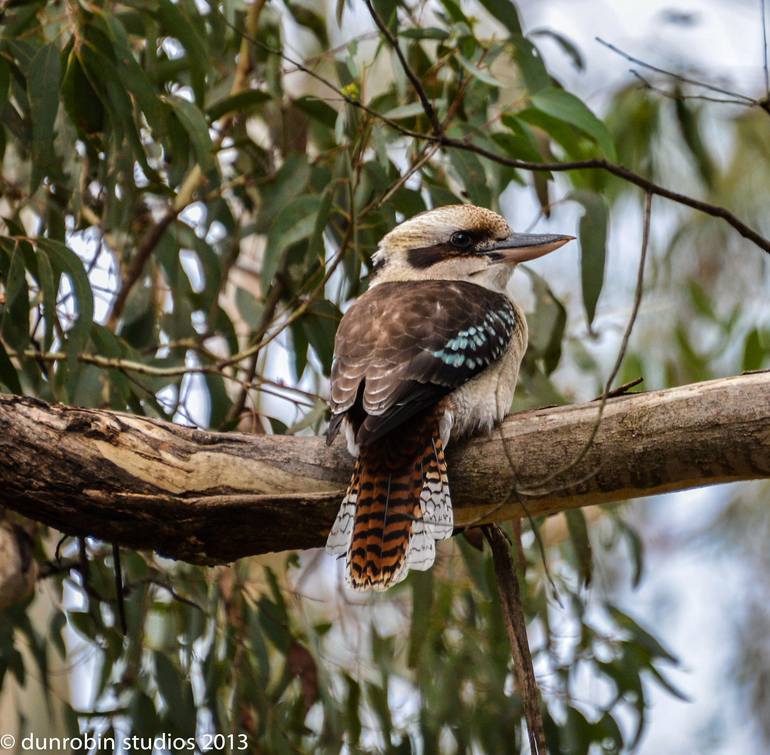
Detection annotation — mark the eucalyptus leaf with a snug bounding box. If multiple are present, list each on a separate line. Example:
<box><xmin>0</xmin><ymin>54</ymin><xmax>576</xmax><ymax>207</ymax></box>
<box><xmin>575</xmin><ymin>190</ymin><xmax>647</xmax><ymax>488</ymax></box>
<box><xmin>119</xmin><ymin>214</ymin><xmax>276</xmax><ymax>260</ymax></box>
<box><xmin>565</xmin><ymin>509</ymin><xmax>592</xmax><ymax>587</ymax></box>
<box><xmin>27</xmin><ymin>43</ymin><xmax>61</xmax><ymax>190</ymax></box>
<box><xmin>572</xmin><ymin>191</ymin><xmax>609</xmax><ymax>331</ymax></box>
<box><xmin>531</xmin><ymin>87</ymin><xmax>617</xmax><ymax>159</ymax></box>
<box><xmin>0</xmin><ymin>59</ymin><xmax>10</xmax><ymax>109</ymax></box>
<box><xmin>0</xmin><ymin>241</ymin><xmax>30</xmax><ymax>352</ymax></box>
<box><xmin>207</xmin><ymin>90</ymin><xmax>270</xmax><ymax>121</ymax></box>
<box><xmin>478</xmin><ymin>0</ymin><xmax>522</xmax><ymax>35</ymax></box>
<box><xmin>156</xmin><ymin>0</ymin><xmax>208</xmax><ymax>104</ymax></box>
<box><xmin>0</xmin><ymin>340</ymin><xmax>22</xmax><ymax>394</ymax></box>
<box><xmin>531</xmin><ymin>29</ymin><xmax>585</xmax><ymax>70</ymax></box>
<box><xmin>37</xmin><ymin>239</ymin><xmax>95</xmax><ymax>369</ymax></box>
<box><xmin>263</xmin><ymin>195</ymin><xmax>321</xmax><ymax>289</ymax></box>
<box><xmin>399</xmin><ymin>27</ymin><xmax>449</xmax><ymax>40</ymax></box>
<box><xmin>165</xmin><ymin>95</ymin><xmax>214</xmax><ymax>172</ymax></box>
<box><xmin>457</xmin><ymin>54</ymin><xmax>504</xmax><ymax>87</ymax></box>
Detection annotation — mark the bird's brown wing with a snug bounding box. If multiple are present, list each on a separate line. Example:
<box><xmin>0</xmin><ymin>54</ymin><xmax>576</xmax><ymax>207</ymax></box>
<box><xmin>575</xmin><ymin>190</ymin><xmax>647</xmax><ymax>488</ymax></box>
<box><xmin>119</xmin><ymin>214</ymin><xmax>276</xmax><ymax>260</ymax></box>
<box><xmin>327</xmin><ymin>279</ymin><xmax>518</xmax><ymax>446</ymax></box>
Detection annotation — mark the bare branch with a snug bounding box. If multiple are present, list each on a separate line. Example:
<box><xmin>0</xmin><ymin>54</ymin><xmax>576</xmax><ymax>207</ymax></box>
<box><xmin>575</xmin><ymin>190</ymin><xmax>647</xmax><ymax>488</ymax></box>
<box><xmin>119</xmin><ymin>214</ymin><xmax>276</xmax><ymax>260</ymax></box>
<box><xmin>484</xmin><ymin>525</ymin><xmax>546</xmax><ymax>755</ymax></box>
<box><xmin>433</xmin><ymin>136</ymin><xmax>770</xmax><ymax>255</ymax></box>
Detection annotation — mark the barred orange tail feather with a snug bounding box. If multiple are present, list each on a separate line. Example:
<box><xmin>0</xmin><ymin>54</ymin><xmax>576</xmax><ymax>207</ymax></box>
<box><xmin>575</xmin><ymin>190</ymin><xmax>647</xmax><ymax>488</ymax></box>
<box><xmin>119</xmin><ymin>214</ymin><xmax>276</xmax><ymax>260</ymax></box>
<box><xmin>325</xmin><ymin>417</ymin><xmax>452</xmax><ymax>591</ymax></box>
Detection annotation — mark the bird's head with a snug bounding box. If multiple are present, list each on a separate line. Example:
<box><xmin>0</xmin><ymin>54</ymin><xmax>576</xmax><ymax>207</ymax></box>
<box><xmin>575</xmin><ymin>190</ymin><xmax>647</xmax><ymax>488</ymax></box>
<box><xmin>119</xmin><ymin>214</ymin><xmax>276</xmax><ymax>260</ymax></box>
<box><xmin>371</xmin><ymin>204</ymin><xmax>572</xmax><ymax>290</ymax></box>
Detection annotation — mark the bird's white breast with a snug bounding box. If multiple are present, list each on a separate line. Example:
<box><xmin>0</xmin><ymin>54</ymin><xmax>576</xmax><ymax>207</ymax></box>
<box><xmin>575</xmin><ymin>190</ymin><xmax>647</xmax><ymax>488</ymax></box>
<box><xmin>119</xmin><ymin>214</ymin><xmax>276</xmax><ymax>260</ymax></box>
<box><xmin>440</xmin><ymin>299</ymin><xmax>528</xmax><ymax>444</ymax></box>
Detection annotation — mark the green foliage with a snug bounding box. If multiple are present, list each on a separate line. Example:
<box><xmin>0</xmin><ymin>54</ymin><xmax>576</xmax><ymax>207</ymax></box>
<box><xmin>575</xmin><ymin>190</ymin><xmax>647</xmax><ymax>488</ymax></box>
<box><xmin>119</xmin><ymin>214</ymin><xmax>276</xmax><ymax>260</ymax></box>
<box><xmin>0</xmin><ymin>1</ymin><xmax>767</xmax><ymax>752</ymax></box>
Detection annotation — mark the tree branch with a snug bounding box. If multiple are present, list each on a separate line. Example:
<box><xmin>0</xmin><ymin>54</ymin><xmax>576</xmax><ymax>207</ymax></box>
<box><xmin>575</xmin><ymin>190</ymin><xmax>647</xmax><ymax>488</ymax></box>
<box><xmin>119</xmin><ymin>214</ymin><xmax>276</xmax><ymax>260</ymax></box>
<box><xmin>484</xmin><ymin>525</ymin><xmax>546</xmax><ymax>755</ymax></box>
<box><xmin>0</xmin><ymin>372</ymin><xmax>768</xmax><ymax>564</ymax></box>
<box><xmin>222</xmin><ymin>11</ymin><xmax>770</xmax><ymax>257</ymax></box>
<box><xmin>433</xmin><ymin>136</ymin><xmax>770</xmax><ymax>255</ymax></box>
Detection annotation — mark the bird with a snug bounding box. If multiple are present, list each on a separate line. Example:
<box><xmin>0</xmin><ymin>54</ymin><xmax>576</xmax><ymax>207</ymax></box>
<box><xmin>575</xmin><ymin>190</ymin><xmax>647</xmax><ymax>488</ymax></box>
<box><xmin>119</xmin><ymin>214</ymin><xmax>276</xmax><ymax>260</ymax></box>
<box><xmin>325</xmin><ymin>204</ymin><xmax>572</xmax><ymax>591</ymax></box>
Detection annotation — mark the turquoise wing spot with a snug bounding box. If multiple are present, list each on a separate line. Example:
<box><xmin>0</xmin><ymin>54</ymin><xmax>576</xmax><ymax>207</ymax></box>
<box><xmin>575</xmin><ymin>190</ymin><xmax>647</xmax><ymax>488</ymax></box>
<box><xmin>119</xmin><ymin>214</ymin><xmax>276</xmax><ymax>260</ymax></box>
<box><xmin>431</xmin><ymin>303</ymin><xmax>516</xmax><ymax>369</ymax></box>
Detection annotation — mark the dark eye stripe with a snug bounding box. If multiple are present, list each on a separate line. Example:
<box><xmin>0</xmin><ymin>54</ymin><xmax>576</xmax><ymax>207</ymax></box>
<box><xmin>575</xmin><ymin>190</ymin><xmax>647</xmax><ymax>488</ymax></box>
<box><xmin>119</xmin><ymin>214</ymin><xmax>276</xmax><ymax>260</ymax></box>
<box><xmin>406</xmin><ymin>243</ymin><xmax>457</xmax><ymax>268</ymax></box>
<box><xmin>406</xmin><ymin>230</ymin><xmax>486</xmax><ymax>268</ymax></box>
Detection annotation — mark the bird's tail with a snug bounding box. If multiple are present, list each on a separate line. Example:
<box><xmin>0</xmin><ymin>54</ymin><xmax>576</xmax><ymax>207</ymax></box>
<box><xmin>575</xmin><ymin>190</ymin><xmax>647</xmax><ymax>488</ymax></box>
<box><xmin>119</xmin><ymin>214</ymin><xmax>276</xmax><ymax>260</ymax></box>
<box><xmin>325</xmin><ymin>414</ymin><xmax>453</xmax><ymax>591</ymax></box>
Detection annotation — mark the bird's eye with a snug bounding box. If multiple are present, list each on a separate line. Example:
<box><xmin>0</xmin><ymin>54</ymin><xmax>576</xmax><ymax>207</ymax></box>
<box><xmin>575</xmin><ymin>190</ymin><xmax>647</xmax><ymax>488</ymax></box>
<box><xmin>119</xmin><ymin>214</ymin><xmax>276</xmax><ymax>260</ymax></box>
<box><xmin>450</xmin><ymin>231</ymin><xmax>472</xmax><ymax>248</ymax></box>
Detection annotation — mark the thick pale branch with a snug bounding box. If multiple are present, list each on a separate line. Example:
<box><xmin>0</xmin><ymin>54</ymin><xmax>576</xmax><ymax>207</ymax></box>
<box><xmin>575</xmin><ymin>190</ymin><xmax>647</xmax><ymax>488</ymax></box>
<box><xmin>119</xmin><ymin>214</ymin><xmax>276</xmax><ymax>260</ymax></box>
<box><xmin>0</xmin><ymin>373</ymin><xmax>768</xmax><ymax>564</ymax></box>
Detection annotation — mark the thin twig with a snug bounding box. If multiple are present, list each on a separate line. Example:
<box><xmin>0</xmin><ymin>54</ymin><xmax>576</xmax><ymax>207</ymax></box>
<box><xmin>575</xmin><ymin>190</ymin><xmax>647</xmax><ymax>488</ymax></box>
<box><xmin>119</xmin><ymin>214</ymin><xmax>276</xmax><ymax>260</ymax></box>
<box><xmin>519</xmin><ymin>192</ymin><xmax>653</xmax><ymax>494</ymax></box>
<box><xmin>112</xmin><ymin>543</ymin><xmax>127</xmax><ymax>635</ymax></box>
<box><xmin>363</xmin><ymin>0</ymin><xmax>443</xmax><ymax>136</ymax></box>
<box><xmin>596</xmin><ymin>37</ymin><xmax>757</xmax><ymax>104</ymax></box>
<box><xmin>105</xmin><ymin>209</ymin><xmax>178</xmax><ymax>330</ymax></box>
<box><xmin>593</xmin><ymin>376</ymin><xmax>644</xmax><ymax>400</ymax></box>
<box><xmin>126</xmin><ymin>577</ymin><xmax>204</xmax><ymax>612</ymax></box>
<box><xmin>483</xmin><ymin>525</ymin><xmax>546</xmax><ymax>755</ymax></box>
<box><xmin>223</xmin><ymin>269</ymin><xmax>288</xmax><ymax>426</ymax></box>
<box><xmin>9</xmin><ymin>347</ymin><xmax>318</xmax><ymax>409</ymax></box>
<box><xmin>630</xmin><ymin>71</ymin><xmax>754</xmax><ymax>108</ymax></box>
<box><xmin>762</xmin><ymin>0</ymin><xmax>770</xmax><ymax>96</ymax></box>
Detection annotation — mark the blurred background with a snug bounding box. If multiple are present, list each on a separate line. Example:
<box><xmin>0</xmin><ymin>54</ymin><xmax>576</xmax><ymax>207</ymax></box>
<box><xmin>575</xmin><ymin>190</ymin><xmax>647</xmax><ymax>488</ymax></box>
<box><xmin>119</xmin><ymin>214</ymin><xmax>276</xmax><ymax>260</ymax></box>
<box><xmin>0</xmin><ymin>0</ymin><xmax>768</xmax><ymax>752</ymax></box>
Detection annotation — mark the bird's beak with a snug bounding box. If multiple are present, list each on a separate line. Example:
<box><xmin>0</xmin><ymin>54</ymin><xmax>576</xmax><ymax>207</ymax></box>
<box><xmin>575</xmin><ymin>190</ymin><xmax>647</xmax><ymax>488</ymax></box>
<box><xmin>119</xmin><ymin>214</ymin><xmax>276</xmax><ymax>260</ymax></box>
<box><xmin>485</xmin><ymin>233</ymin><xmax>574</xmax><ymax>264</ymax></box>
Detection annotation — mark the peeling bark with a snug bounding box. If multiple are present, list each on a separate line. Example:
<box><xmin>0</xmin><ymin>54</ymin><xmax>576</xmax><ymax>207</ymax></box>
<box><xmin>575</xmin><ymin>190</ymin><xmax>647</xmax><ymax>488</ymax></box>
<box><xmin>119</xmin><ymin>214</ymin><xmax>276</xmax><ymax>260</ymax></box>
<box><xmin>0</xmin><ymin>372</ymin><xmax>768</xmax><ymax>564</ymax></box>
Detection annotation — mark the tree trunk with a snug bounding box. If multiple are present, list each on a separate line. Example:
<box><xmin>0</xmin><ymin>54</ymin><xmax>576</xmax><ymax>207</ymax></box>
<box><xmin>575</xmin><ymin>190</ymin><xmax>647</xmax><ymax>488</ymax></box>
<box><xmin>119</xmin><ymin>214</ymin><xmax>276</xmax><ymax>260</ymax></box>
<box><xmin>0</xmin><ymin>372</ymin><xmax>768</xmax><ymax>564</ymax></box>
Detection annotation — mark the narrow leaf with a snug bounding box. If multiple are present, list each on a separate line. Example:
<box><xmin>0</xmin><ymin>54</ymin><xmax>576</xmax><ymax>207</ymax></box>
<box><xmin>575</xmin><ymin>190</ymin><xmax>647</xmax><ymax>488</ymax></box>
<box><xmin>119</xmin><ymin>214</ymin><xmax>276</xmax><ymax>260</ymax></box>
<box><xmin>648</xmin><ymin>664</ymin><xmax>691</xmax><ymax>702</ymax></box>
<box><xmin>383</xmin><ymin>101</ymin><xmax>435</xmax><ymax>120</ymax></box>
<box><xmin>742</xmin><ymin>328</ymin><xmax>765</xmax><ymax>372</ymax></box>
<box><xmin>532</xmin><ymin>87</ymin><xmax>617</xmax><ymax>159</ymax></box>
<box><xmin>478</xmin><ymin>0</ymin><xmax>522</xmax><ymax>35</ymax></box>
<box><xmin>0</xmin><ymin>340</ymin><xmax>22</xmax><ymax>394</ymax></box>
<box><xmin>0</xmin><ymin>58</ymin><xmax>9</xmax><ymax>109</ymax></box>
<box><xmin>263</xmin><ymin>196</ymin><xmax>321</xmax><ymax>289</ymax></box>
<box><xmin>498</xmin><ymin>114</ymin><xmax>548</xmax><ymax>163</ymax></box>
<box><xmin>674</xmin><ymin>92</ymin><xmax>714</xmax><ymax>186</ymax></box>
<box><xmin>572</xmin><ymin>191</ymin><xmax>608</xmax><ymax>330</ymax></box>
<box><xmin>285</xmin><ymin>1</ymin><xmax>329</xmax><ymax>46</ymax></box>
<box><xmin>531</xmin><ymin>29</ymin><xmax>585</xmax><ymax>70</ymax></box>
<box><xmin>565</xmin><ymin>509</ymin><xmax>592</xmax><ymax>587</ymax></box>
<box><xmin>448</xmin><ymin>149</ymin><xmax>491</xmax><ymax>207</ymax></box>
<box><xmin>36</xmin><ymin>247</ymin><xmax>56</xmax><ymax>352</ymax></box>
<box><xmin>510</xmin><ymin>35</ymin><xmax>550</xmax><ymax>93</ymax></box>
<box><xmin>607</xmin><ymin>604</ymin><xmax>679</xmax><ymax>664</ymax></box>
<box><xmin>457</xmin><ymin>54</ymin><xmax>504</xmax><ymax>87</ymax></box>
<box><xmin>0</xmin><ymin>241</ymin><xmax>30</xmax><ymax>352</ymax></box>
<box><xmin>166</xmin><ymin>95</ymin><xmax>214</xmax><ymax>172</ymax></box>
<box><xmin>97</xmin><ymin>13</ymin><xmax>167</xmax><ymax>135</ymax></box>
<box><xmin>27</xmin><ymin>43</ymin><xmax>61</xmax><ymax>190</ymax></box>
<box><xmin>157</xmin><ymin>0</ymin><xmax>207</xmax><ymax>104</ymax></box>
<box><xmin>37</xmin><ymin>239</ymin><xmax>94</xmax><ymax>368</ymax></box>
<box><xmin>206</xmin><ymin>90</ymin><xmax>270</xmax><ymax>121</ymax></box>
<box><xmin>293</xmin><ymin>96</ymin><xmax>338</xmax><ymax>129</ymax></box>
<box><xmin>398</xmin><ymin>27</ymin><xmax>449</xmax><ymax>40</ymax></box>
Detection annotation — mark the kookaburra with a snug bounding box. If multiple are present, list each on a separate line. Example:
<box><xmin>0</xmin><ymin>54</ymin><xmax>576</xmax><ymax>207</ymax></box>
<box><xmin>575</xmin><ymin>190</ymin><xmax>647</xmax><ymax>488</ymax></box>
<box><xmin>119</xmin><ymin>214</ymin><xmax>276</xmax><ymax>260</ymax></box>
<box><xmin>325</xmin><ymin>205</ymin><xmax>572</xmax><ymax>591</ymax></box>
